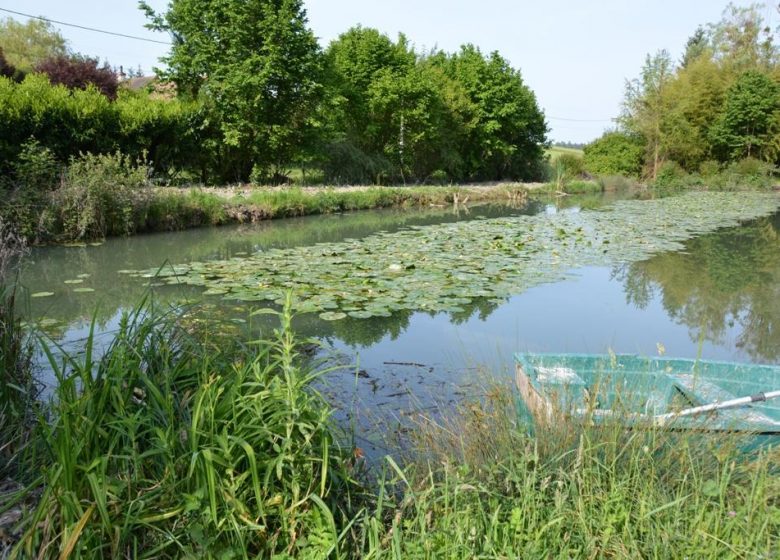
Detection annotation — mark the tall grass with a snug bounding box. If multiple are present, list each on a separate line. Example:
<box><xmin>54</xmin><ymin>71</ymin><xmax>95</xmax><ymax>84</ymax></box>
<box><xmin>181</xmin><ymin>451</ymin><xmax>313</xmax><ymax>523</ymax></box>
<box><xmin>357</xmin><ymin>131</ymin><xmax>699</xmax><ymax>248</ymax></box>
<box><xmin>354</xmin><ymin>380</ymin><xmax>780</xmax><ymax>558</ymax></box>
<box><xmin>0</xmin><ymin>218</ymin><xmax>38</xmax><ymax>482</ymax></box>
<box><xmin>8</xmin><ymin>295</ymin><xmax>362</xmax><ymax>559</ymax></box>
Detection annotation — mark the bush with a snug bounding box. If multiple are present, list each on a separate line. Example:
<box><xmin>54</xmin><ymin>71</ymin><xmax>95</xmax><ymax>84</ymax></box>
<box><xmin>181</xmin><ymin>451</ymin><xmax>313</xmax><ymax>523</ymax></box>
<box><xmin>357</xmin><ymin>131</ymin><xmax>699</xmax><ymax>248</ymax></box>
<box><xmin>597</xmin><ymin>174</ymin><xmax>637</xmax><ymax>191</ymax></box>
<box><xmin>555</xmin><ymin>153</ymin><xmax>585</xmax><ymax>177</ymax></box>
<box><xmin>51</xmin><ymin>152</ymin><xmax>151</xmax><ymax>240</ymax></box>
<box><xmin>653</xmin><ymin>160</ymin><xmax>688</xmax><ymax>189</ymax></box>
<box><xmin>699</xmin><ymin>160</ymin><xmax>721</xmax><ymax>178</ymax></box>
<box><xmin>0</xmin><ymin>75</ymin><xmax>201</xmax><ymax>180</ymax></box>
<box><xmin>583</xmin><ymin>131</ymin><xmax>644</xmax><ymax>177</ymax></box>
<box><xmin>710</xmin><ymin>157</ymin><xmax>776</xmax><ymax>190</ymax></box>
<box><xmin>0</xmin><ymin>140</ymin><xmax>61</xmax><ymax>240</ymax></box>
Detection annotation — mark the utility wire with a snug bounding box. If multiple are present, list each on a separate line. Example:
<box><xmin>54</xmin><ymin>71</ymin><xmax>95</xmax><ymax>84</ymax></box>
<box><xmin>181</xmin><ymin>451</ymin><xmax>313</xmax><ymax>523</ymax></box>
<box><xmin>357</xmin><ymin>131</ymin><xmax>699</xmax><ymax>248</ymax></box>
<box><xmin>0</xmin><ymin>7</ymin><xmax>171</xmax><ymax>45</ymax></box>
<box><xmin>547</xmin><ymin>116</ymin><xmax>615</xmax><ymax>123</ymax></box>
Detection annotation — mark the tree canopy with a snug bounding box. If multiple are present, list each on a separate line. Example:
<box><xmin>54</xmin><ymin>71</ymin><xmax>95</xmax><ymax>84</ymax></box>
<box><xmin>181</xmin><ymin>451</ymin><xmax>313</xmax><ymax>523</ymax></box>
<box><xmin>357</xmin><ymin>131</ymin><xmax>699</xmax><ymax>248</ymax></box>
<box><xmin>592</xmin><ymin>2</ymin><xmax>780</xmax><ymax>178</ymax></box>
<box><xmin>0</xmin><ymin>17</ymin><xmax>68</xmax><ymax>72</ymax></box>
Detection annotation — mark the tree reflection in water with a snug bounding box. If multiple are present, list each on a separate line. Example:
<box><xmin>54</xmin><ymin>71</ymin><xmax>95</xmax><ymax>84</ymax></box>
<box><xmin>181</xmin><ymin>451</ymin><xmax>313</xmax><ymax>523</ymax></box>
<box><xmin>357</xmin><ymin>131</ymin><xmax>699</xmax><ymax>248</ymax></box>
<box><xmin>615</xmin><ymin>213</ymin><xmax>780</xmax><ymax>362</ymax></box>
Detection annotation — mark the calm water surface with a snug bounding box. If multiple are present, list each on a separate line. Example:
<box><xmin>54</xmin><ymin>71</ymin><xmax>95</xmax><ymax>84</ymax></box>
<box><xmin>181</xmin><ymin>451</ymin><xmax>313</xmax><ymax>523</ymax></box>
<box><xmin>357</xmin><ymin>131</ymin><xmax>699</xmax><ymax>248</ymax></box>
<box><xmin>19</xmin><ymin>193</ymin><xmax>780</xmax><ymax>453</ymax></box>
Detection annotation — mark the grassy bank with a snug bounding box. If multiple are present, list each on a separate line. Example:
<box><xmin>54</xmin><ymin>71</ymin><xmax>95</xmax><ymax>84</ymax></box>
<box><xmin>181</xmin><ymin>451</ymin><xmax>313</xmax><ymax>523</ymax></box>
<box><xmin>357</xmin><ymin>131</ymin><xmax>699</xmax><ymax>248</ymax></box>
<box><xmin>1</xmin><ymin>151</ymin><xmax>530</xmax><ymax>244</ymax></box>
<box><xmin>2</xmin><ymin>285</ymin><xmax>778</xmax><ymax>557</ymax></box>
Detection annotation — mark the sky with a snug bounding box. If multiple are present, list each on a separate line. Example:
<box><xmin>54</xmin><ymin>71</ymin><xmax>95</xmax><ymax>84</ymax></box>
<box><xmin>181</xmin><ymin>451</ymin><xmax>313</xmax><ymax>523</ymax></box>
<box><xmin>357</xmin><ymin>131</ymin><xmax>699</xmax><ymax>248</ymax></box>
<box><xmin>1</xmin><ymin>0</ymin><xmax>775</xmax><ymax>143</ymax></box>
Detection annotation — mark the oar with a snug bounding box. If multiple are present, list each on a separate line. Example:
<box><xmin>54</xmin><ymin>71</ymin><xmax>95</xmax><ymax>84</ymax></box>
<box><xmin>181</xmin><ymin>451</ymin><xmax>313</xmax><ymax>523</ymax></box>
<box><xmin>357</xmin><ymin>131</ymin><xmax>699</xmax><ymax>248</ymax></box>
<box><xmin>654</xmin><ymin>390</ymin><xmax>780</xmax><ymax>424</ymax></box>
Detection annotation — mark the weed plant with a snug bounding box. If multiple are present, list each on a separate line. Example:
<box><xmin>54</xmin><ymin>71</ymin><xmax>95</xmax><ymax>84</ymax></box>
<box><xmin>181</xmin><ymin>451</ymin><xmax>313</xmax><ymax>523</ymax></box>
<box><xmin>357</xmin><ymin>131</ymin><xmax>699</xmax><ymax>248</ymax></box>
<box><xmin>7</xmin><ymin>296</ymin><xmax>361</xmax><ymax>558</ymax></box>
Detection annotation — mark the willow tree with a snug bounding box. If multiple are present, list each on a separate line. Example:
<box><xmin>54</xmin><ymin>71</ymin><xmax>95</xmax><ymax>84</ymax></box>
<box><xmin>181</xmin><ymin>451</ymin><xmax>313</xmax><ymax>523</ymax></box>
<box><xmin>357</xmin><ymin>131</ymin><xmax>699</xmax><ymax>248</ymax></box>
<box><xmin>140</xmin><ymin>0</ymin><xmax>322</xmax><ymax>182</ymax></box>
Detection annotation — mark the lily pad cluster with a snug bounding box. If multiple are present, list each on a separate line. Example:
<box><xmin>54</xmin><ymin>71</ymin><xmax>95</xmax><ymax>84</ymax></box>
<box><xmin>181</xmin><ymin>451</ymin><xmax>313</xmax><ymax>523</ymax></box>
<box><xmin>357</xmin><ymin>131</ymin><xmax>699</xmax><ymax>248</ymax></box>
<box><xmin>133</xmin><ymin>193</ymin><xmax>780</xmax><ymax>321</ymax></box>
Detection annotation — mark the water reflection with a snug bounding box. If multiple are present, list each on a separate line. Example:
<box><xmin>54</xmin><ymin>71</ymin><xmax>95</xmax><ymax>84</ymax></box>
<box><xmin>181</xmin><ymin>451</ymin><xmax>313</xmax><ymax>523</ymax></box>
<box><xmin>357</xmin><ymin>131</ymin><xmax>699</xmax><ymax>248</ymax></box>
<box><xmin>615</xmin><ymin>213</ymin><xmax>780</xmax><ymax>362</ymax></box>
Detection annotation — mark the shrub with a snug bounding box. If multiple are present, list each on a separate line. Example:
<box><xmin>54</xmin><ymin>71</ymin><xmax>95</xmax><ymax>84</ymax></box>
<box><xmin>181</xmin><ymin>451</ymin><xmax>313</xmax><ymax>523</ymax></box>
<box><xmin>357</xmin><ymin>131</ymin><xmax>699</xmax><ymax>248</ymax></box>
<box><xmin>0</xmin><ymin>75</ymin><xmax>202</xmax><ymax>179</ymax></box>
<box><xmin>51</xmin><ymin>152</ymin><xmax>151</xmax><ymax>240</ymax></box>
<box><xmin>555</xmin><ymin>153</ymin><xmax>585</xmax><ymax>177</ymax></box>
<box><xmin>597</xmin><ymin>174</ymin><xmax>637</xmax><ymax>191</ymax></box>
<box><xmin>34</xmin><ymin>55</ymin><xmax>119</xmax><ymax>100</ymax></box>
<box><xmin>699</xmin><ymin>160</ymin><xmax>721</xmax><ymax>178</ymax></box>
<box><xmin>711</xmin><ymin>157</ymin><xmax>776</xmax><ymax>190</ymax></box>
<box><xmin>0</xmin><ymin>140</ymin><xmax>60</xmax><ymax>239</ymax></box>
<box><xmin>653</xmin><ymin>160</ymin><xmax>687</xmax><ymax>188</ymax></box>
<box><xmin>583</xmin><ymin>131</ymin><xmax>644</xmax><ymax>177</ymax></box>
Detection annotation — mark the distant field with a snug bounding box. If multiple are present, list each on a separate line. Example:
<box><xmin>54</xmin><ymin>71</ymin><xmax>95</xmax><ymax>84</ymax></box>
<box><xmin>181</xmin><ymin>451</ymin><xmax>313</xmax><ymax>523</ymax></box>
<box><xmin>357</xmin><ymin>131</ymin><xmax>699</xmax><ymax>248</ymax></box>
<box><xmin>547</xmin><ymin>145</ymin><xmax>584</xmax><ymax>160</ymax></box>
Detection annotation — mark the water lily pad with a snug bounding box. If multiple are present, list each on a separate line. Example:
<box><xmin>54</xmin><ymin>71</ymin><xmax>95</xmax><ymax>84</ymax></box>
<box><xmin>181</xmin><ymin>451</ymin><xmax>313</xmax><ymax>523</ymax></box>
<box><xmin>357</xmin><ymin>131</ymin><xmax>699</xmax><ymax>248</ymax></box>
<box><xmin>132</xmin><ymin>193</ymin><xmax>780</xmax><ymax>322</ymax></box>
<box><xmin>72</xmin><ymin>287</ymin><xmax>95</xmax><ymax>293</ymax></box>
<box><xmin>319</xmin><ymin>311</ymin><xmax>347</xmax><ymax>321</ymax></box>
<box><xmin>64</xmin><ymin>279</ymin><xmax>84</xmax><ymax>284</ymax></box>
<box><xmin>31</xmin><ymin>291</ymin><xmax>55</xmax><ymax>298</ymax></box>
<box><xmin>77</xmin><ymin>273</ymin><xmax>91</xmax><ymax>279</ymax></box>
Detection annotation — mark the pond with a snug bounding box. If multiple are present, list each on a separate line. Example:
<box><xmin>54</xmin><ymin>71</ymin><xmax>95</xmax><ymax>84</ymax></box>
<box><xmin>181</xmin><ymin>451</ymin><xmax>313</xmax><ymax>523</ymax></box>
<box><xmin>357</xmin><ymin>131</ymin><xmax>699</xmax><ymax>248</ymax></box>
<box><xmin>18</xmin><ymin>191</ymin><xmax>780</xmax><ymax>455</ymax></box>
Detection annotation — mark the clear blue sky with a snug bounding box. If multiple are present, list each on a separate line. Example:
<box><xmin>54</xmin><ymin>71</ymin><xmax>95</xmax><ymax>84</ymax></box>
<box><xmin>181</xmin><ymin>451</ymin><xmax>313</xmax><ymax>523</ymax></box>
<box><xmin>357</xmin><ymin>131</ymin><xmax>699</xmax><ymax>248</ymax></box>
<box><xmin>2</xmin><ymin>0</ymin><xmax>773</xmax><ymax>143</ymax></box>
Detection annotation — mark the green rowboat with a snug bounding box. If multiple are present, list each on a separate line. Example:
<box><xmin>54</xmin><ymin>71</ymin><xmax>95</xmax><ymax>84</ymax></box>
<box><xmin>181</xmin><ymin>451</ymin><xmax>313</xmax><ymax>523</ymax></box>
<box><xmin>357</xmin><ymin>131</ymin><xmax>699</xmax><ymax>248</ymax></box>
<box><xmin>514</xmin><ymin>353</ymin><xmax>780</xmax><ymax>443</ymax></box>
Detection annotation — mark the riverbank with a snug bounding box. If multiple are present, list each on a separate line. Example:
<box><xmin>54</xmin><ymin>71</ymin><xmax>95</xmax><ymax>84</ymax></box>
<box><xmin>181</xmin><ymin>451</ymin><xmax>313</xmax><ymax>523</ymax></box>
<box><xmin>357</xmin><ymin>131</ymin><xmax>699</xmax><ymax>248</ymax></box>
<box><xmin>5</xmin><ymin>167</ymin><xmax>533</xmax><ymax>244</ymax></box>
<box><xmin>2</xmin><ymin>290</ymin><xmax>777</xmax><ymax>558</ymax></box>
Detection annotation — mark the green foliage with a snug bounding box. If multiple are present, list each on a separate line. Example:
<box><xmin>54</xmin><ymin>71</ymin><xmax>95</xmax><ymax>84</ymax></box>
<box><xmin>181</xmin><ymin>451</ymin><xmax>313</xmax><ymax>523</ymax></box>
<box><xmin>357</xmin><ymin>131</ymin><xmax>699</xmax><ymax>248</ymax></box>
<box><xmin>653</xmin><ymin>160</ymin><xmax>691</xmax><ymax>190</ymax></box>
<box><xmin>11</xmin><ymin>298</ymin><xmax>359</xmax><ymax>557</ymax></box>
<box><xmin>0</xmin><ymin>17</ymin><xmax>68</xmax><ymax>72</ymax></box>
<box><xmin>620</xmin><ymin>49</ymin><xmax>674</xmax><ymax>178</ymax></box>
<box><xmin>50</xmin><ymin>152</ymin><xmax>151</xmax><ymax>240</ymax></box>
<box><xmin>709</xmin><ymin>70</ymin><xmax>780</xmax><ymax>161</ymax></box>
<box><xmin>321</xmin><ymin>140</ymin><xmax>393</xmax><ymax>185</ymax></box>
<box><xmin>1</xmin><ymin>139</ymin><xmax>61</xmax><ymax>240</ymax></box>
<box><xmin>616</xmin><ymin>6</ymin><xmax>780</xmax><ymax>178</ymax></box>
<box><xmin>356</xmin><ymin>383</ymin><xmax>780</xmax><ymax>558</ymax></box>
<box><xmin>653</xmin><ymin>157</ymin><xmax>776</xmax><ymax>191</ymax></box>
<box><xmin>439</xmin><ymin>45</ymin><xmax>548</xmax><ymax>181</ymax></box>
<box><xmin>0</xmin><ymin>75</ymin><xmax>201</xmax><ymax>179</ymax></box>
<box><xmin>321</xmin><ymin>30</ymin><xmax>548</xmax><ymax>183</ymax></box>
<box><xmin>554</xmin><ymin>153</ymin><xmax>585</xmax><ymax>178</ymax></box>
<box><xmin>142</xmin><ymin>0</ymin><xmax>323</xmax><ymax>182</ymax></box>
<box><xmin>583</xmin><ymin>131</ymin><xmax>644</xmax><ymax>177</ymax></box>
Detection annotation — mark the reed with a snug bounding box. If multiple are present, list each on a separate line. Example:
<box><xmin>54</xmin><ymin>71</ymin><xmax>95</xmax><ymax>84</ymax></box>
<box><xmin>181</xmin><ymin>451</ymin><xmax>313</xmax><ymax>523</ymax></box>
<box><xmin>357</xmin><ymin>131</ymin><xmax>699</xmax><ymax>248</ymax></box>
<box><xmin>7</xmin><ymin>296</ymin><xmax>362</xmax><ymax>559</ymax></box>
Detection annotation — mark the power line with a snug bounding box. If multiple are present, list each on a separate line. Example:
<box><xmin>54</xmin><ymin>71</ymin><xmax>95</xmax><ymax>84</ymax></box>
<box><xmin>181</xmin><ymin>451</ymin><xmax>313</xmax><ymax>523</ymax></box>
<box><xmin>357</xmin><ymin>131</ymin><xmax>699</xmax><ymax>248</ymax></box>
<box><xmin>0</xmin><ymin>7</ymin><xmax>171</xmax><ymax>45</ymax></box>
<box><xmin>547</xmin><ymin>115</ymin><xmax>615</xmax><ymax>123</ymax></box>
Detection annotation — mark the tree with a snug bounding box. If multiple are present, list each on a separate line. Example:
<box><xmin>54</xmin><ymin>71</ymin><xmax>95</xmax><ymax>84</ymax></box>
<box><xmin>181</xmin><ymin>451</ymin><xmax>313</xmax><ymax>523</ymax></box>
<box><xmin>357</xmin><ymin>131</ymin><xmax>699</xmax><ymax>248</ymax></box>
<box><xmin>141</xmin><ymin>0</ymin><xmax>323</xmax><ymax>182</ymax></box>
<box><xmin>659</xmin><ymin>54</ymin><xmax>728</xmax><ymax>169</ymax></box>
<box><xmin>35</xmin><ymin>55</ymin><xmax>119</xmax><ymax>100</ymax></box>
<box><xmin>708</xmin><ymin>3</ymin><xmax>778</xmax><ymax>72</ymax></box>
<box><xmin>621</xmin><ymin>50</ymin><xmax>674</xmax><ymax>179</ymax></box>
<box><xmin>321</xmin><ymin>26</ymin><xmax>417</xmax><ymax>180</ymax></box>
<box><xmin>709</xmin><ymin>70</ymin><xmax>780</xmax><ymax>161</ymax></box>
<box><xmin>438</xmin><ymin>45</ymin><xmax>548</xmax><ymax>181</ymax></box>
<box><xmin>0</xmin><ymin>17</ymin><xmax>68</xmax><ymax>72</ymax></box>
<box><xmin>681</xmin><ymin>26</ymin><xmax>708</xmax><ymax>68</ymax></box>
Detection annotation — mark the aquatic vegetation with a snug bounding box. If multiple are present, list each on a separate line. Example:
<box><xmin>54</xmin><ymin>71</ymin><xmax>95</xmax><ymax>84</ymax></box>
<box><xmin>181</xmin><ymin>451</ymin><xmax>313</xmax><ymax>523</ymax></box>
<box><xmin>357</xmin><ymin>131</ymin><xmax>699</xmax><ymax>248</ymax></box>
<box><xmin>135</xmin><ymin>193</ymin><xmax>780</xmax><ymax>320</ymax></box>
